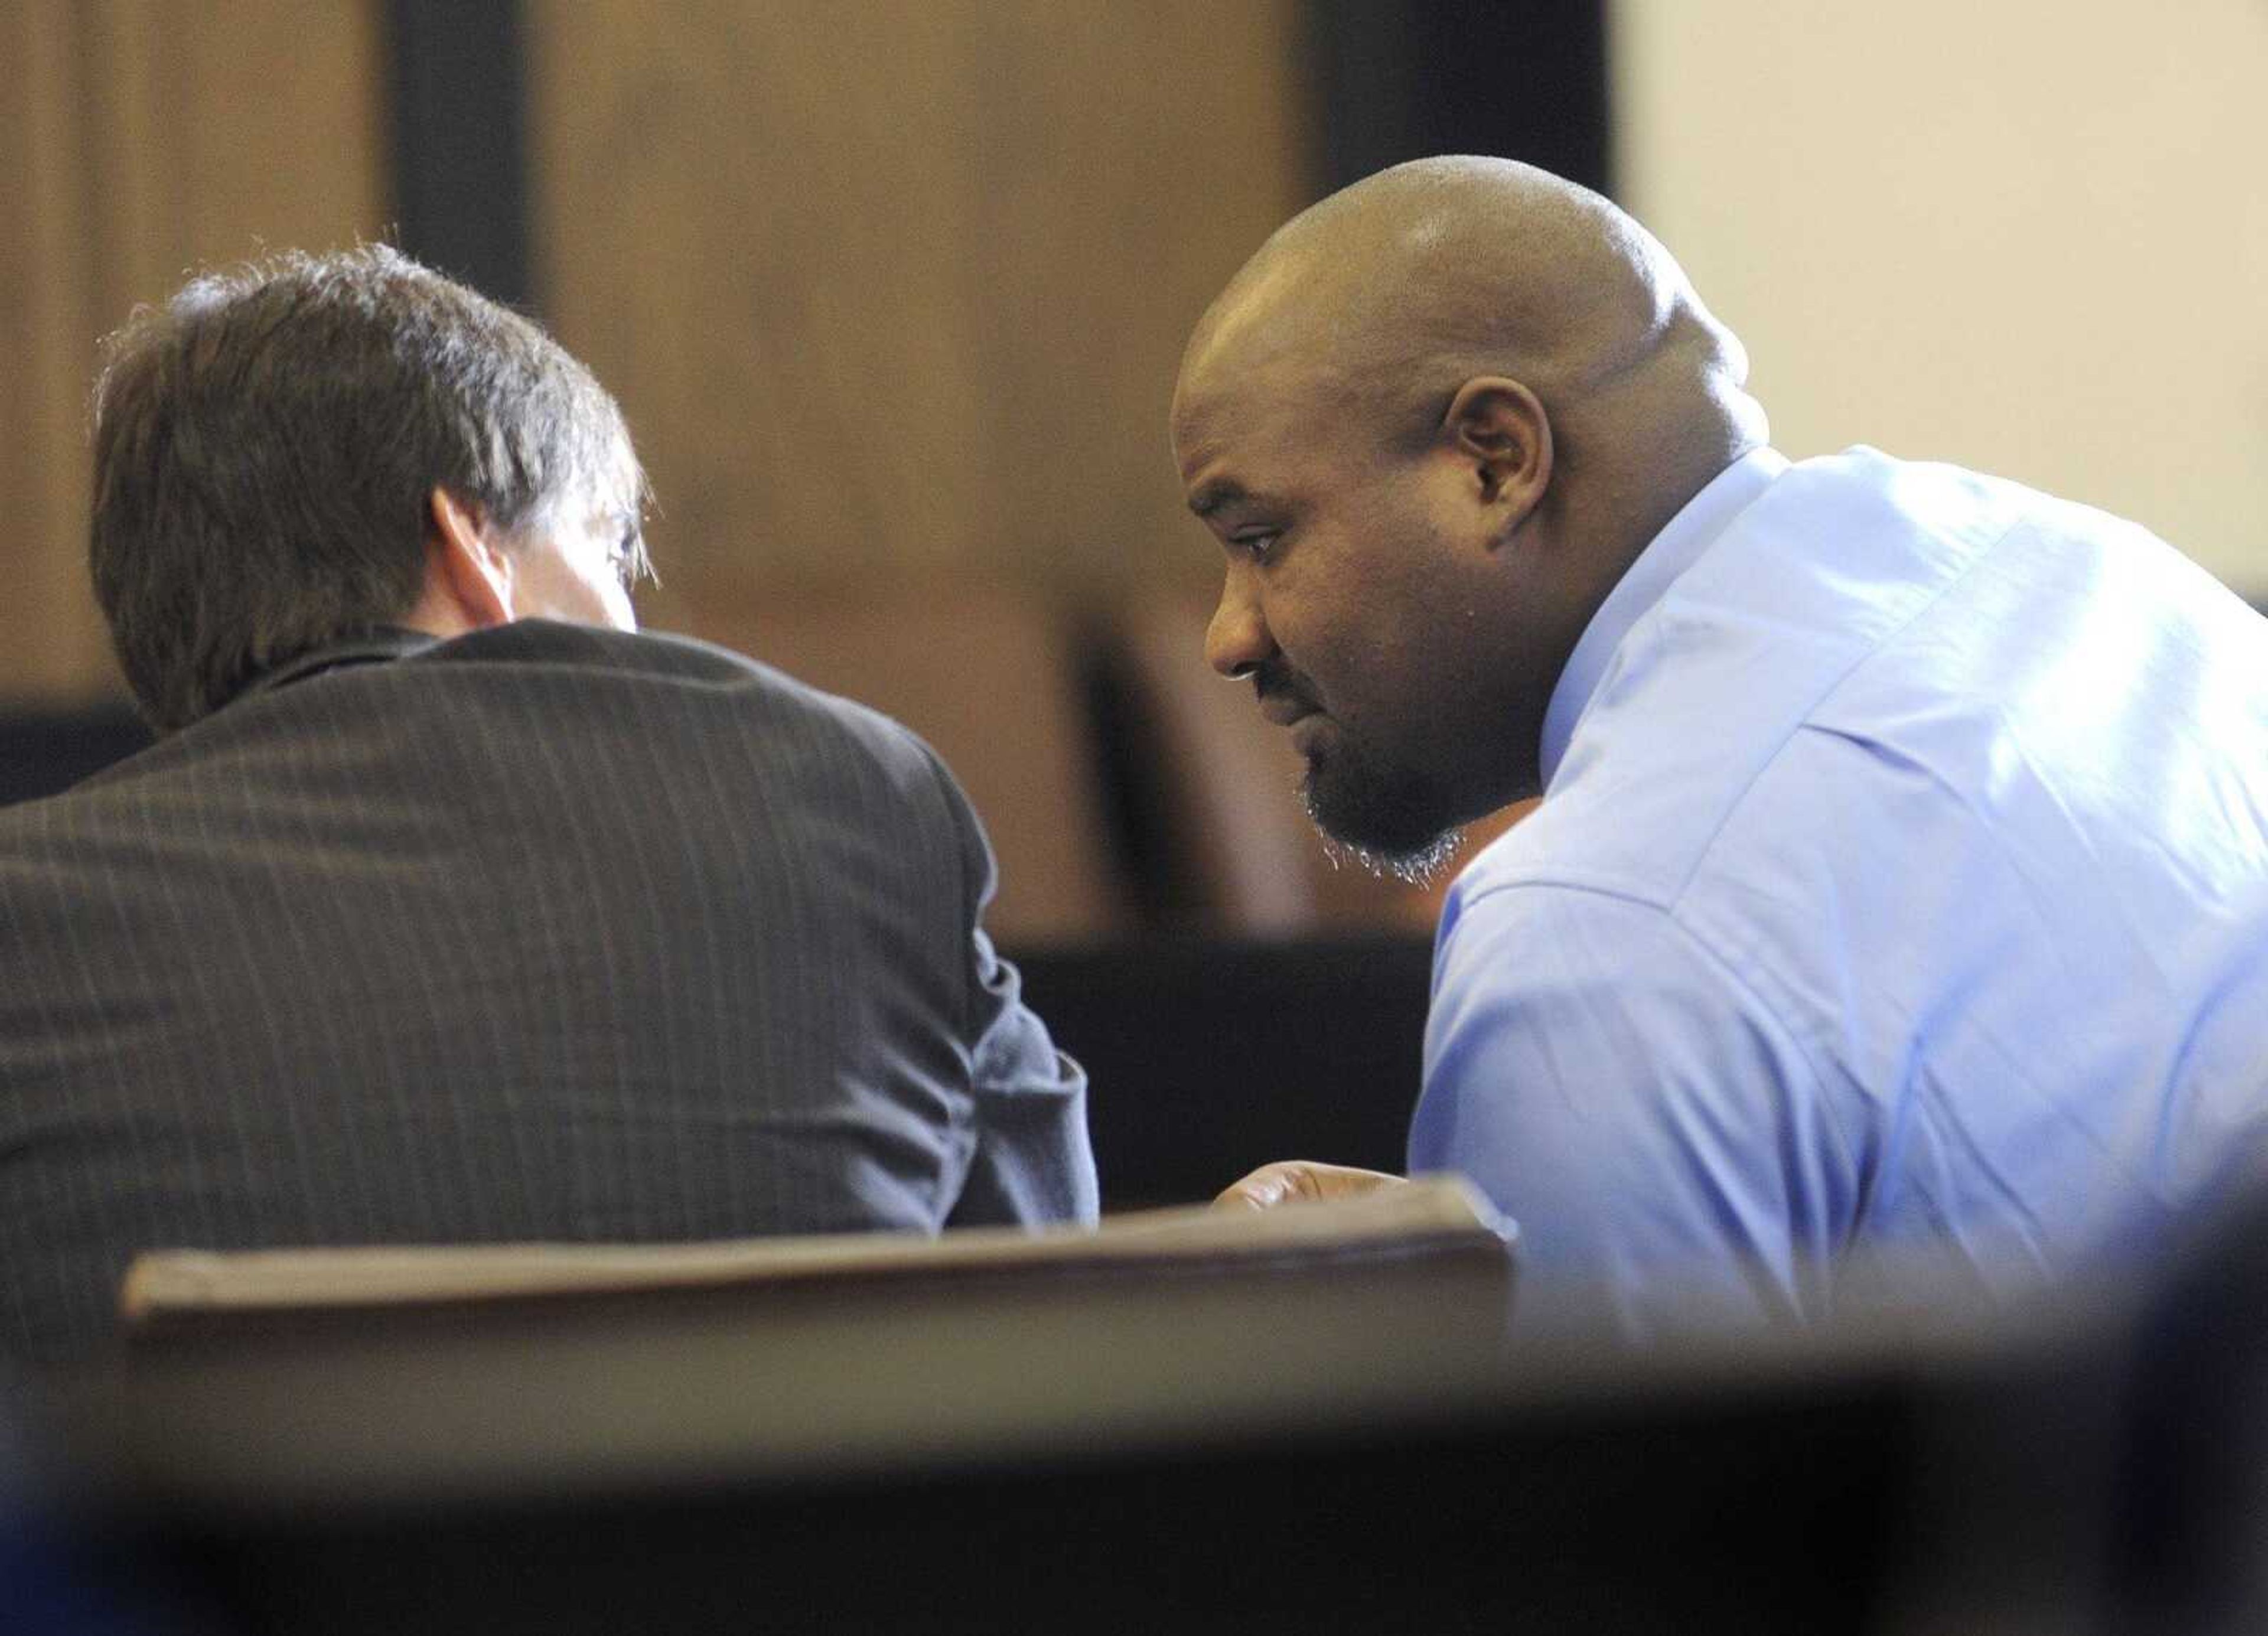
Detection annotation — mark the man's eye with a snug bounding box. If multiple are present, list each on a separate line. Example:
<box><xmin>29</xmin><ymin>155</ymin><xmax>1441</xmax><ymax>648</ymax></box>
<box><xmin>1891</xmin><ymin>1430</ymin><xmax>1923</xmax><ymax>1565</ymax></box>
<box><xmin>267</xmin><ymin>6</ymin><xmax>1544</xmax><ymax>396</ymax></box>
<box><xmin>1232</xmin><ymin>530</ymin><xmax>1279</xmax><ymax>562</ymax></box>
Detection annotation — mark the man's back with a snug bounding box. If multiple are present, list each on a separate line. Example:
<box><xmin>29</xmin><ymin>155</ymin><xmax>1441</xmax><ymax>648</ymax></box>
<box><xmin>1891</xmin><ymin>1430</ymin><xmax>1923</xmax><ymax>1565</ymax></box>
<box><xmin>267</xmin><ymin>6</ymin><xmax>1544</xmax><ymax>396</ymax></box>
<box><xmin>1419</xmin><ymin>448</ymin><xmax>2268</xmax><ymax>1322</ymax></box>
<box><xmin>0</xmin><ymin>620</ymin><xmax>1094</xmax><ymax>1363</ymax></box>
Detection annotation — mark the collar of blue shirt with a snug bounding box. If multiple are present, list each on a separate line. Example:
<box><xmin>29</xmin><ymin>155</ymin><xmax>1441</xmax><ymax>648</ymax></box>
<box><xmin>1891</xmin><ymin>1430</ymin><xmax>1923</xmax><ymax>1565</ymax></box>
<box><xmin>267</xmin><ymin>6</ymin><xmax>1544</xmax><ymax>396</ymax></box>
<box><xmin>1537</xmin><ymin>447</ymin><xmax>1791</xmax><ymax>791</ymax></box>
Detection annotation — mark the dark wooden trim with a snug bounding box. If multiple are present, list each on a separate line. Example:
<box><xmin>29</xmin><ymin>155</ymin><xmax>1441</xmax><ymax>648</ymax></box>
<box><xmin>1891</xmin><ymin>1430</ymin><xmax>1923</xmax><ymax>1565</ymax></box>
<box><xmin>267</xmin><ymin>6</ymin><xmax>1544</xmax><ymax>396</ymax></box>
<box><xmin>0</xmin><ymin>710</ymin><xmax>152</xmax><ymax>806</ymax></box>
<box><xmin>1304</xmin><ymin>0</ymin><xmax>1612</xmax><ymax>200</ymax></box>
<box><xmin>382</xmin><ymin>0</ymin><xmax>534</xmax><ymax>310</ymax></box>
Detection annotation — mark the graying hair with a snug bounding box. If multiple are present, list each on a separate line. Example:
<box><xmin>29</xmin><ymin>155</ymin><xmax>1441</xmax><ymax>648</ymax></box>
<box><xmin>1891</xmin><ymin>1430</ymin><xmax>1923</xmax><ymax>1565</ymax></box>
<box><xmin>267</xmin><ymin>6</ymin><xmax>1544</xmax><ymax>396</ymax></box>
<box><xmin>89</xmin><ymin>245</ymin><xmax>649</xmax><ymax>732</ymax></box>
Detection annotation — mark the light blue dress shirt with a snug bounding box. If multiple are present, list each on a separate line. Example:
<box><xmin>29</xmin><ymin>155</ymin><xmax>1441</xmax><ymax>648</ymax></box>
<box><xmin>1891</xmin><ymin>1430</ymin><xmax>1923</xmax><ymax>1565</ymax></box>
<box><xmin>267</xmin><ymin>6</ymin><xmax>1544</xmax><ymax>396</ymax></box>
<box><xmin>1409</xmin><ymin>447</ymin><xmax>2268</xmax><ymax>1330</ymax></box>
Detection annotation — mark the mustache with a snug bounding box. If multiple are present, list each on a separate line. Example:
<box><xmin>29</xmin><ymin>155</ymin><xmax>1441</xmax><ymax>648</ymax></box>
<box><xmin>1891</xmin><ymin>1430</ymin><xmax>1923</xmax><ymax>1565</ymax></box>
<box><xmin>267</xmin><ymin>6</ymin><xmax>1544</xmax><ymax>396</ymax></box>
<box><xmin>1253</xmin><ymin>660</ymin><xmax>1322</xmax><ymax>713</ymax></box>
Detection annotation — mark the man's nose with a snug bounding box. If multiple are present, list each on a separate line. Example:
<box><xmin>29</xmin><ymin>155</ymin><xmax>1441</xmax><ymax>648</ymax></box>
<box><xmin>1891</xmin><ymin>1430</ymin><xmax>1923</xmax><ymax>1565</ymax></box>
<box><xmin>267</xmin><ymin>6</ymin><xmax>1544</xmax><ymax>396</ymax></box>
<box><xmin>1204</xmin><ymin>571</ymin><xmax>1273</xmax><ymax>679</ymax></box>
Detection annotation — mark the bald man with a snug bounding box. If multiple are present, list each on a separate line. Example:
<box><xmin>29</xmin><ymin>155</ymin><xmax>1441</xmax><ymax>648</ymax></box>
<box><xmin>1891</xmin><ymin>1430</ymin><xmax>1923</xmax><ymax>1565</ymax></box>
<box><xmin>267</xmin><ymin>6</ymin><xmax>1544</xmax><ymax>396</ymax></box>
<box><xmin>1178</xmin><ymin>157</ymin><xmax>2268</xmax><ymax>1332</ymax></box>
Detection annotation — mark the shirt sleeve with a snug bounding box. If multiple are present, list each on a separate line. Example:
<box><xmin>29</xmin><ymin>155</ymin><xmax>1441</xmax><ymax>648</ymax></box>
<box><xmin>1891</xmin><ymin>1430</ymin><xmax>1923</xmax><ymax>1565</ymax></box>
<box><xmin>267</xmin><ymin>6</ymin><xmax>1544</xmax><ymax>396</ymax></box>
<box><xmin>1410</xmin><ymin>881</ymin><xmax>1845</xmax><ymax>1335</ymax></box>
<box><xmin>918</xmin><ymin>747</ymin><xmax>1100</xmax><ymax>1230</ymax></box>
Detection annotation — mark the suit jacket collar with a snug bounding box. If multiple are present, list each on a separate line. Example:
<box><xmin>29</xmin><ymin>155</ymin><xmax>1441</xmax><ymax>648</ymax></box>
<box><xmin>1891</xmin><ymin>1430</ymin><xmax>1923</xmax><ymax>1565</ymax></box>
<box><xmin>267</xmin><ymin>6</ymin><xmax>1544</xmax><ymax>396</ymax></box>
<box><xmin>245</xmin><ymin>627</ymin><xmax>440</xmax><ymax>698</ymax></box>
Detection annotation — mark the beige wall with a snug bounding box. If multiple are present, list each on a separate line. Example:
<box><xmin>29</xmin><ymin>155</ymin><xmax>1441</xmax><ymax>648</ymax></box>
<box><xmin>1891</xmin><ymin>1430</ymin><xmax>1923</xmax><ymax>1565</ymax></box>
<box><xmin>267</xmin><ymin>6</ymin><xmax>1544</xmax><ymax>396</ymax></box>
<box><xmin>0</xmin><ymin>0</ymin><xmax>388</xmax><ymax>705</ymax></box>
<box><xmin>527</xmin><ymin>0</ymin><xmax>1309</xmax><ymax>636</ymax></box>
<box><xmin>1613</xmin><ymin>1</ymin><xmax>2268</xmax><ymax>597</ymax></box>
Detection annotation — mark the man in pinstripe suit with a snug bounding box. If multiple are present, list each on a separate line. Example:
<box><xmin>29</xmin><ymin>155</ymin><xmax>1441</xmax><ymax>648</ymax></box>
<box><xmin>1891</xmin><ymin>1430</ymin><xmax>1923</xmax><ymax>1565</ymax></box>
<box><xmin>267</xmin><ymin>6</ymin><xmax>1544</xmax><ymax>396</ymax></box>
<box><xmin>0</xmin><ymin>247</ymin><xmax>1096</xmax><ymax>1365</ymax></box>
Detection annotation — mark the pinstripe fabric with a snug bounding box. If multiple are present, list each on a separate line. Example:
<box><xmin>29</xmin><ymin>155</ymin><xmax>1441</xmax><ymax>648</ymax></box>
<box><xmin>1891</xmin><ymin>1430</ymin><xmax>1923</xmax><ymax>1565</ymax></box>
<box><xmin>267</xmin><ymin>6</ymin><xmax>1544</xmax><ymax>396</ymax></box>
<box><xmin>0</xmin><ymin>621</ymin><xmax>1097</xmax><ymax>1364</ymax></box>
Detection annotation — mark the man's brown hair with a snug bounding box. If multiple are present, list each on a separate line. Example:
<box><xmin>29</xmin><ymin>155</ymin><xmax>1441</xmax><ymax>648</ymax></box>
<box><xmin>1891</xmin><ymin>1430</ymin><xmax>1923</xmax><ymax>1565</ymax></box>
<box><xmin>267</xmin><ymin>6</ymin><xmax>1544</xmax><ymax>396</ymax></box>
<box><xmin>89</xmin><ymin>245</ymin><xmax>645</xmax><ymax>732</ymax></box>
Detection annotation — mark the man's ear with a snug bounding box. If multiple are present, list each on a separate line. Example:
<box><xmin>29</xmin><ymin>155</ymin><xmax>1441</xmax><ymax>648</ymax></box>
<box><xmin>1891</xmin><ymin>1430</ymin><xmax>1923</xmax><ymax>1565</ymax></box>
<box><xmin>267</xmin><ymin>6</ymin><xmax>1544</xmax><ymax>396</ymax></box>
<box><xmin>1442</xmin><ymin>377</ymin><xmax>1552</xmax><ymax>545</ymax></box>
<box><xmin>425</xmin><ymin>487</ymin><xmax>516</xmax><ymax>630</ymax></box>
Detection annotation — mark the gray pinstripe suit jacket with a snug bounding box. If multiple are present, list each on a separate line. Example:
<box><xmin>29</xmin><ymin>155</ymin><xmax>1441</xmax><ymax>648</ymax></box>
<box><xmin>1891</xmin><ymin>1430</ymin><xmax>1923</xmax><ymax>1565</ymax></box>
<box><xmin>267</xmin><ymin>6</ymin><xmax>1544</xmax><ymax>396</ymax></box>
<box><xmin>0</xmin><ymin>621</ymin><xmax>1097</xmax><ymax>1364</ymax></box>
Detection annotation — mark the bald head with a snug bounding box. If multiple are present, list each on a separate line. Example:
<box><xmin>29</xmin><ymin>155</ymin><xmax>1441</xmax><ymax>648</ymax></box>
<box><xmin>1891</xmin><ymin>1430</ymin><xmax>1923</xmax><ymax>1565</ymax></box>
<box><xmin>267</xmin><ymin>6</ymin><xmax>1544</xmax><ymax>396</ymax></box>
<box><xmin>1177</xmin><ymin>156</ymin><xmax>1763</xmax><ymax>545</ymax></box>
<box><xmin>1171</xmin><ymin>159</ymin><xmax>1770</xmax><ymax>863</ymax></box>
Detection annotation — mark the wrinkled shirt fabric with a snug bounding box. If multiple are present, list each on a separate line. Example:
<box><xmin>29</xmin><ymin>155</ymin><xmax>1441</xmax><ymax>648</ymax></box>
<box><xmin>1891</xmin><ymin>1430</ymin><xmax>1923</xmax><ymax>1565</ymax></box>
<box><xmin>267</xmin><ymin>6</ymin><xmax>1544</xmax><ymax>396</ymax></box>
<box><xmin>1410</xmin><ymin>447</ymin><xmax>2268</xmax><ymax>1331</ymax></box>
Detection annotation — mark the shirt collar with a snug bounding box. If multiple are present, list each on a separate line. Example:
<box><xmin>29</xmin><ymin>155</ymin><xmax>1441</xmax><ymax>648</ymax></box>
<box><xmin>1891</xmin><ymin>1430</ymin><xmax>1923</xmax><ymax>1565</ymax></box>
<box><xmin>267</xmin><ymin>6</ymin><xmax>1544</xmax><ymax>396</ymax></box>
<box><xmin>1537</xmin><ymin>447</ymin><xmax>1790</xmax><ymax>791</ymax></box>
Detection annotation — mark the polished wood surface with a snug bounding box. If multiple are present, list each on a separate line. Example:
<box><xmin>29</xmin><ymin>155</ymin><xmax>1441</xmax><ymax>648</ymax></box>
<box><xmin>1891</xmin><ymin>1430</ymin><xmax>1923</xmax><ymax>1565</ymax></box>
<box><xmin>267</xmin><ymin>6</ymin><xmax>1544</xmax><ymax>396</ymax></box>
<box><xmin>0</xmin><ymin>0</ymin><xmax>387</xmax><ymax>705</ymax></box>
<box><xmin>527</xmin><ymin>0</ymin><xmax>1310</xmax><ymax>635</ymax></box>
<box><xmin>0</xmin><ymin>5</ymin><xmax>1347</xmax><ymax>930</ymax></box>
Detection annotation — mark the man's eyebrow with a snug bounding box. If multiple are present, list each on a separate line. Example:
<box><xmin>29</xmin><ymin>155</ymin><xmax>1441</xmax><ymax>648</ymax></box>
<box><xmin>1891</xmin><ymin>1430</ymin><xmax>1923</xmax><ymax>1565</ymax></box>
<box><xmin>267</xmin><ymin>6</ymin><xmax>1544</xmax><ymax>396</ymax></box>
<box><xmin>1188</xmin><ymin>477</ymin><xmax>1249</xmax><ymax>519</ymax></box>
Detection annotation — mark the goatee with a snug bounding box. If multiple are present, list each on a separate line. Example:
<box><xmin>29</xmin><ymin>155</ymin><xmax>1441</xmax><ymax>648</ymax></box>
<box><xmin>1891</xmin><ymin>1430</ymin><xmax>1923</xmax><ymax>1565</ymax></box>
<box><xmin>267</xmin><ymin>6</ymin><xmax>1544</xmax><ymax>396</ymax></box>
<box><xmin>1297</xmin><ymin>744</ymin><xmax>1466</xmax><ymax>888</ymax></box>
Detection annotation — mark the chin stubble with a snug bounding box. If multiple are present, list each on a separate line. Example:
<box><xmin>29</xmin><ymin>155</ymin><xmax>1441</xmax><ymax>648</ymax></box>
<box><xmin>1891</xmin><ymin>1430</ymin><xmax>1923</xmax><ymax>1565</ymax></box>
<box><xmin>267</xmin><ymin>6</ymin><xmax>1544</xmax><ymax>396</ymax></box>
<box><xmin>1298</xmin><ymin>767</ymin><xmax>1468</xmax><ymax>888</ymax></box>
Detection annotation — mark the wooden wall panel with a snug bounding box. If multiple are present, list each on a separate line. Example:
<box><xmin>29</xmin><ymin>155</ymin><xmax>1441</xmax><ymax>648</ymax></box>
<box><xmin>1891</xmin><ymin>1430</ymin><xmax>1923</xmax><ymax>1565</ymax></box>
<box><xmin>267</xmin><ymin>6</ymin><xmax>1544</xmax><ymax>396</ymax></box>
<box><xmin>0</xmin><ymin>1</ymin><xmax>387</xmax><ymax>707</ymax></box>
<box><xmin>1</xmin><ymin>4</ymin><xmax>107</xmax><ymax>704</ymax></box>
<box><xmin>527</xmin><ymin>0</ymin><xmax>1312</xmax><ymax>632</ymax></box>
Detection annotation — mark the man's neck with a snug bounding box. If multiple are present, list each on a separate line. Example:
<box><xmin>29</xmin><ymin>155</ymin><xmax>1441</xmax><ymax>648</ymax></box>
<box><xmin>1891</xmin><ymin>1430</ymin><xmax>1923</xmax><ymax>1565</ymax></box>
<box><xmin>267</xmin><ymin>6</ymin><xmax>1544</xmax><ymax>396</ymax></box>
<box><xmin>397</xmin><ymin>581</ymin><xmax>486</xmax><ymax>641</ymax></box>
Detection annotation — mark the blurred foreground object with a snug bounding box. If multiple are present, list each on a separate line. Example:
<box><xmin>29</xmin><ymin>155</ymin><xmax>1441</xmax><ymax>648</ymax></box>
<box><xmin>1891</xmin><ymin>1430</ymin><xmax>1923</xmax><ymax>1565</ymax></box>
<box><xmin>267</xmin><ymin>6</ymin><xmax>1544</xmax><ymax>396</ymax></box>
<box><xmin>47</xmin><ymin>1172</ymin><xmax>2268</xmax><ymax>1634</ymax></box>
<box><xmin>107</xmin><ymin>1178</ymin><xmax>1516</xmax><ymax>1507</ymax></box>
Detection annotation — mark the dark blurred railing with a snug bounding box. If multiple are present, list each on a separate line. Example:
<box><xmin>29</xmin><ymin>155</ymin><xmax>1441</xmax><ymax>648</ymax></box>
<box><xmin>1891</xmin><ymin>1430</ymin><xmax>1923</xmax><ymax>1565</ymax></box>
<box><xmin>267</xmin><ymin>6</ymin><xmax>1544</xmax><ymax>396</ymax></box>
<box><xmin>0</xmin><ymin>710</ymin><xmax>152</xmax><ymax>809</ymax></box>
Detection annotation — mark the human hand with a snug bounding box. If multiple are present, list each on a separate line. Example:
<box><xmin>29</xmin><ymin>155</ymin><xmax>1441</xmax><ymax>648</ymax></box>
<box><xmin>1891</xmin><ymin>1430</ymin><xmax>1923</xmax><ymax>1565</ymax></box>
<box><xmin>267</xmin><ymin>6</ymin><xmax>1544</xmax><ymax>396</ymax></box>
<box><xmin>1211</xmin><ymin>1160</ymin><xmax>1409</xmax><ymax>1213</ymax></box>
